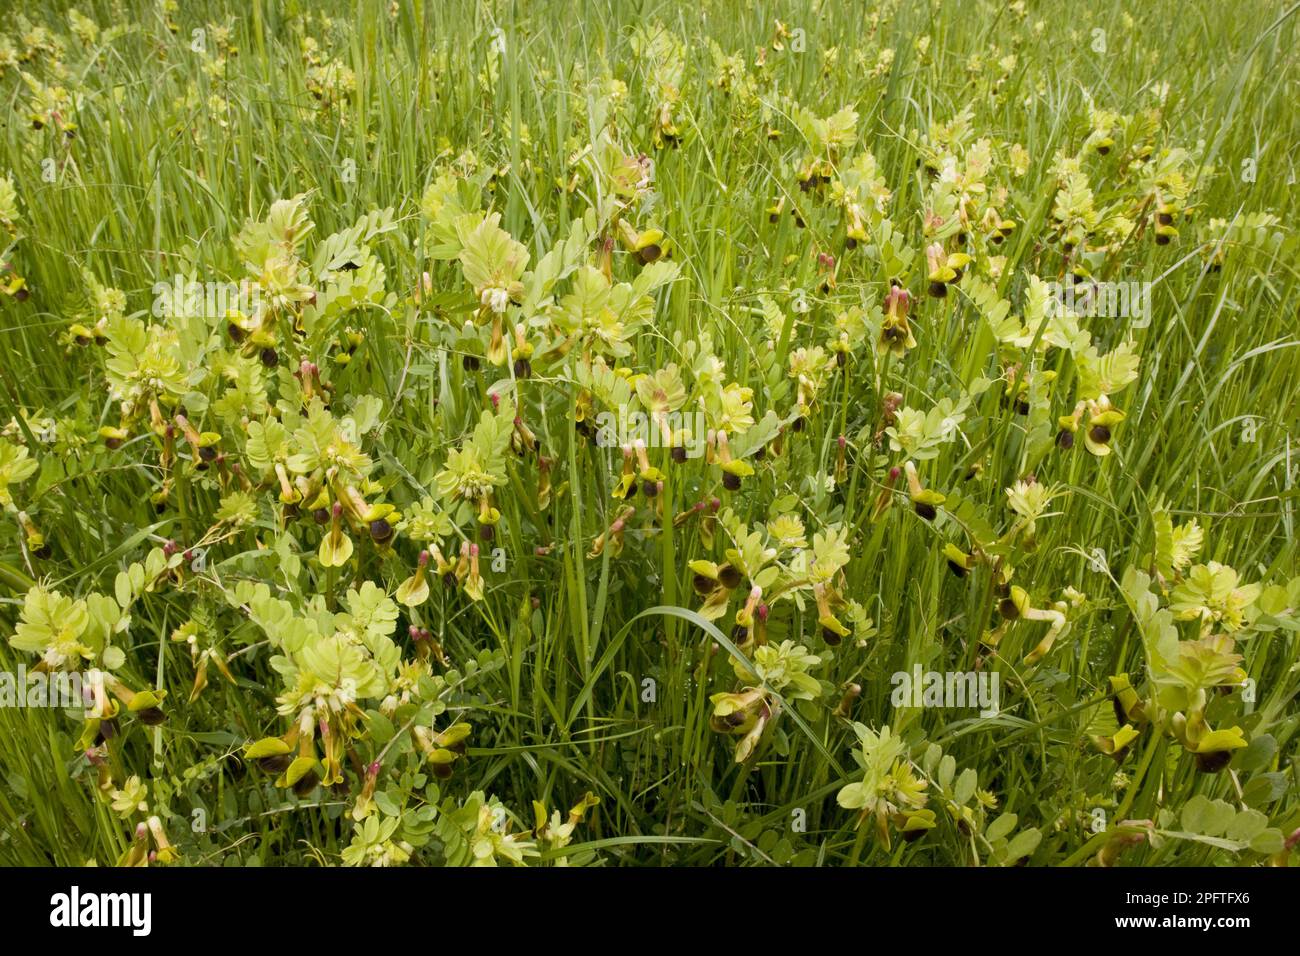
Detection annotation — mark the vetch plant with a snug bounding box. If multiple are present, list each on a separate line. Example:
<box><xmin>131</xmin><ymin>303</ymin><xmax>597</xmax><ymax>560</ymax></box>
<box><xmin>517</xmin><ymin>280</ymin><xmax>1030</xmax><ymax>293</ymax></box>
<box><xmin>0</xmin><ymin>0</ymin><xmax>1297</xmax><ymax>871</ymax></box>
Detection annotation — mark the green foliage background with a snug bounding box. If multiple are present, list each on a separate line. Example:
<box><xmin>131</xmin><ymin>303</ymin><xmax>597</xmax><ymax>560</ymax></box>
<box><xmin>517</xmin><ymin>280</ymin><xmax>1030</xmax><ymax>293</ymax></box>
<box><xmin>0</xmin><ymin>0</ymin><xmax>1297</xmax><ymax>866</ymax></box>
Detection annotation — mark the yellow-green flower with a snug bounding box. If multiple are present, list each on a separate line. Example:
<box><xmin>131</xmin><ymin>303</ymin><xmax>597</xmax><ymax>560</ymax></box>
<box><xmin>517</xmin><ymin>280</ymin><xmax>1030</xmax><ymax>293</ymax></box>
<box><xmin>319</xmin><ymin>501</ymin><xmax>354</xmax><ymax>567</ymax></box>
<box><xmin>904</xmin><ymin>460</ymin><xmax>945</xmax><ymax>521</ymax></box>
<box><xmin>878</xmin><ymin>285</ymin><xmax>916</xmax><ymax>357</ymax></box>
<box><xmin>1083</xmin><ymin>400</ymin><xmax>1125</xmax><ymax>457</ymax></box>
<box><xmin>396</xmin><ymin>550</ymin><xmax>431</xmax><ymax>607</ymax></box>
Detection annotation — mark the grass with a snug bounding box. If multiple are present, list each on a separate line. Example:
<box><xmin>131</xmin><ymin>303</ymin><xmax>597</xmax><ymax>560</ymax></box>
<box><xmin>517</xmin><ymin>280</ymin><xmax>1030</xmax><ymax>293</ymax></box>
<box><xmin>0</xmin><ymin>0</ymin><xmax>1298</xmax><ymax>867</ymax></box>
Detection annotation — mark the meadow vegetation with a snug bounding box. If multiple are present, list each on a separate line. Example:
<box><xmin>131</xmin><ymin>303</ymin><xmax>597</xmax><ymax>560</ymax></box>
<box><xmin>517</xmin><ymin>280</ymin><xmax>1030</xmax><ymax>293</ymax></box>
<box><xmin>0</xmin><ymin>0</ymin><xmax>1298</xmax><ymax>866</ymax></box>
